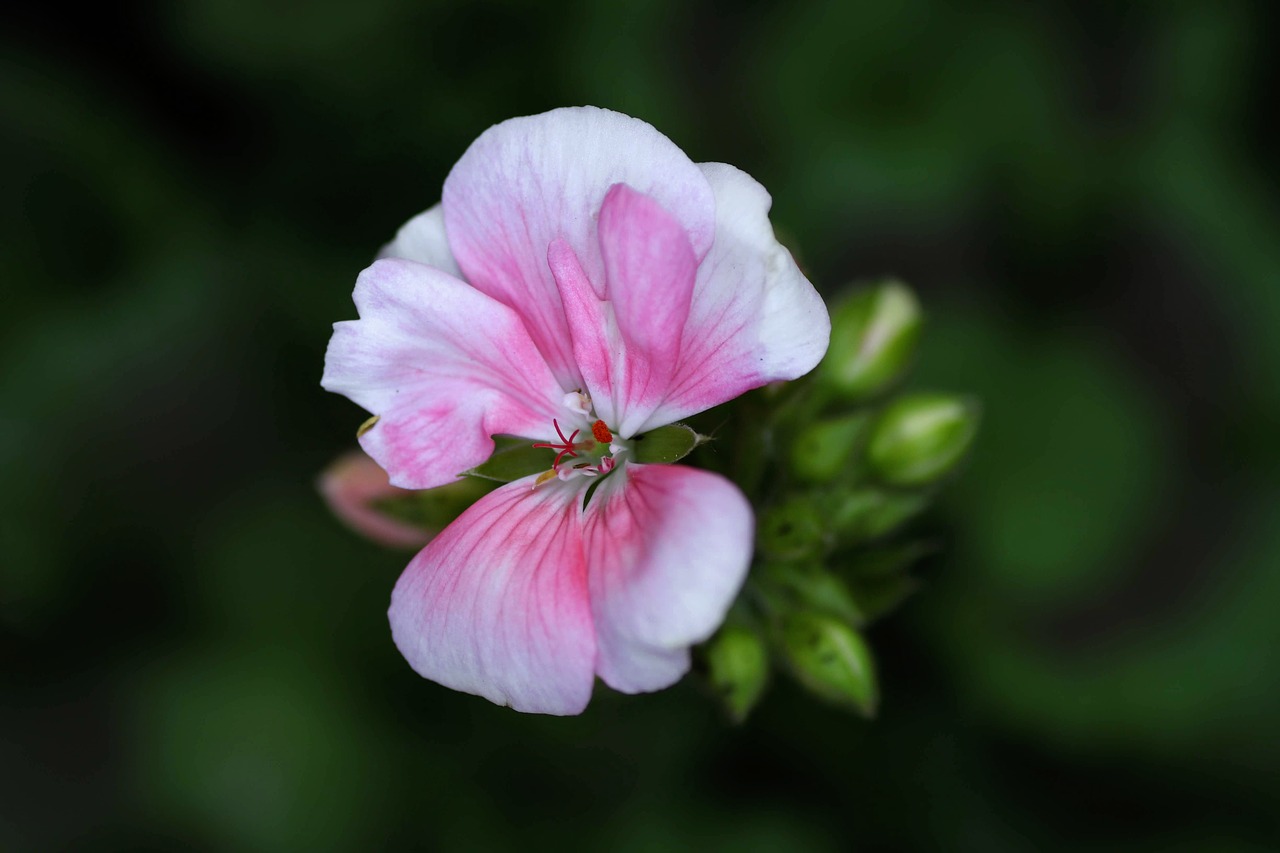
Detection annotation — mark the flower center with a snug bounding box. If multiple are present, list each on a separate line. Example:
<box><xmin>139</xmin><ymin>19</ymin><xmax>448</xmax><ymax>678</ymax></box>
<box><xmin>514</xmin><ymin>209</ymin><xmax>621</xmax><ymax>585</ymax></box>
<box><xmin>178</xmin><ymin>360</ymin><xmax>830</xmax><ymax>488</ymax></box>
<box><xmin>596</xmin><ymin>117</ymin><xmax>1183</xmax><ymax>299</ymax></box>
<box><xmin>531</xmin><ymin>394</ymin><xmax>626</xmax><ymax>486</ymax></box>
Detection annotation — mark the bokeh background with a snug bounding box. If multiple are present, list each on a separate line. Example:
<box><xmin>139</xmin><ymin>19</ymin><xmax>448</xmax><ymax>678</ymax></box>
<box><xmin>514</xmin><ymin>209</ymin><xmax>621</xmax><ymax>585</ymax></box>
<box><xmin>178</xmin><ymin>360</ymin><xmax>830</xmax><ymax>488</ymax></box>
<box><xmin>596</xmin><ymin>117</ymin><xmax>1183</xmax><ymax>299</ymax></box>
<box><xmin>4</xmin><ymin>0</ymin><xmax>1278</xmax><ymax>849</ymax></box>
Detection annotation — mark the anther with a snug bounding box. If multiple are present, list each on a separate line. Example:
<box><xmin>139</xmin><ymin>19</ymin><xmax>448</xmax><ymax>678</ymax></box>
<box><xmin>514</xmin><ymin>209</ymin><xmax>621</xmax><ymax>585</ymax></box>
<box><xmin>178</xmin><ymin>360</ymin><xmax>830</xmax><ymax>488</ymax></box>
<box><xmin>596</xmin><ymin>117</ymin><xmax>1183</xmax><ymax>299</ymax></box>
<box><xmin>591</xmin><ymin>419</ymin><xmax>613</xmax><ymax>444</ymax></box>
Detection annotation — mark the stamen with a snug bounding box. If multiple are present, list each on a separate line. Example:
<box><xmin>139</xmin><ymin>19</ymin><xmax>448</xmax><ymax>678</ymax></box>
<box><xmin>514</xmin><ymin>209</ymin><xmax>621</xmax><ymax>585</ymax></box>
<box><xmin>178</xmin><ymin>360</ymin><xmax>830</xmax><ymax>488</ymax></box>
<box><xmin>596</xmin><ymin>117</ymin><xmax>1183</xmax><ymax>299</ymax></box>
<box><xmin>591</xmin><ymin>420</ymin><xmax>613</xmax><ymax>444</ymax></box>
<box><xmin>532</xmin><ymin>419</ymin><xmax>583</xmax><ymax>469</ymax></box>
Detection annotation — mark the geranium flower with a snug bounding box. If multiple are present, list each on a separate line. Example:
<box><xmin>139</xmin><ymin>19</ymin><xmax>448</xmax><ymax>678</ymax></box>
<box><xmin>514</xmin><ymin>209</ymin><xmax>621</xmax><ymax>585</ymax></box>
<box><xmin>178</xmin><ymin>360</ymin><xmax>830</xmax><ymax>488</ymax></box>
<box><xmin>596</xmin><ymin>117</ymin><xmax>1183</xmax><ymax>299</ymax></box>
<box><xmin>323</xmin><ymin>107</ymin><xmax>829</xmax><ymax>714</ymax></box>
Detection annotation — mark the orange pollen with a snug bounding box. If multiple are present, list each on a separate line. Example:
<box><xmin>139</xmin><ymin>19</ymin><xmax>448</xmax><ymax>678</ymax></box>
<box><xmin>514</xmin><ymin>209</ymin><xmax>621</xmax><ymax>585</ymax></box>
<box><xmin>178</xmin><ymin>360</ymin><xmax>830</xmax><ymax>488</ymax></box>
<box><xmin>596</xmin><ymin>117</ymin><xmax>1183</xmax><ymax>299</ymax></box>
<box><xmin>591</xmin><ymin>419</ymin><xmax>613</xmax><ymax>444</ymax></box>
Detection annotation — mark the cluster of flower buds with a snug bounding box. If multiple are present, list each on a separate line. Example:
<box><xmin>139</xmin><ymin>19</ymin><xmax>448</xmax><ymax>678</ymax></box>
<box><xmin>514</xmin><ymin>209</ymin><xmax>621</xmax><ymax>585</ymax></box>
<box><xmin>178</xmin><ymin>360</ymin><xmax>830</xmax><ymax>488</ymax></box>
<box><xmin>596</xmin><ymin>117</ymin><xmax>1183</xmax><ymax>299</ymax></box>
<box><xmin>698</xmin><ymin>279</ymin><xmax>980</xmax><ymax>721</ymax></box>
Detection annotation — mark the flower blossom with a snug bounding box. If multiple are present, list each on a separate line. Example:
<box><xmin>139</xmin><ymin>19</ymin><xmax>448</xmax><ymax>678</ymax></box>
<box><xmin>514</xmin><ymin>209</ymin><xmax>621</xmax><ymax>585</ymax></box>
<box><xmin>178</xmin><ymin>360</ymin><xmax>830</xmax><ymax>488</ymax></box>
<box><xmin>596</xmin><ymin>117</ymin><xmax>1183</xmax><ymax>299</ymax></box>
<box><xmin>322</xmin><ymin>107</ymin><xmax>829</xmax><ymax>714</ymax></box>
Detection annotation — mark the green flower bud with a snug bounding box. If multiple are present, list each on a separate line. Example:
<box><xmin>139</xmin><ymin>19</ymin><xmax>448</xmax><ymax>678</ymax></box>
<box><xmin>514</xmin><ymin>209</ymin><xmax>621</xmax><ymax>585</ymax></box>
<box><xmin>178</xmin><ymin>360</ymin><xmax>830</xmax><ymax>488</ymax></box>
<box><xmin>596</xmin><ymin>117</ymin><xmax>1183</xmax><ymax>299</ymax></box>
<box><xmin>704</xmin><ymin>624</ymin><xmax>770</xmax><ymax>723</ymax></box>
<box><xmin>866</xmin><ymin>394</ymin><xmax>980</xmax><ymax>487</ymax></box>
<box><xmin>757</xmin><ymin>496</ymin><xmax>828</xmax><ymax>561</ymax></box>
<box><xmin>819</xmin><ymin>280</ymin><xmax>922</xmax><ymax>402</ymax></box>
<box><xmin>827</xmin><ymin>487</ymin><xmax>929</xmax><ymax>546</ymax></box>
<box><xmin>848</xmin><ymin>574</ymin><xmax>921</xmax><ymax>624</ymax></box>
<box><xmin>777</xmin><ymin>611</ymin><xmax>878</xmax><ymax>717</ymax></box>
<box><xmin>758</xmin><ymin>561</ymin><xmax>864</xmax><ymax>627</ymax></box>
<box><xmin>789</xmin><ymin>413</ymin><xmax>870</xmax><ymax>484</ymax></box>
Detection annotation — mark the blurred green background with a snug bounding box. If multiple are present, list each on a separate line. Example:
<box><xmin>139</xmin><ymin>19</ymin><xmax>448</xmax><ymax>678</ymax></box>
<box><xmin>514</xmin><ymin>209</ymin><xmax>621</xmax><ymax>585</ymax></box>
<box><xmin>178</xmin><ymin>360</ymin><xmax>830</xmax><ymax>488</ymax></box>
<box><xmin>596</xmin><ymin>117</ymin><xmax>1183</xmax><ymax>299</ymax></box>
<box><xmin>3</xmin><ymin>0</ymin><xmax>1278</xmax><ymax>849</ymax></box>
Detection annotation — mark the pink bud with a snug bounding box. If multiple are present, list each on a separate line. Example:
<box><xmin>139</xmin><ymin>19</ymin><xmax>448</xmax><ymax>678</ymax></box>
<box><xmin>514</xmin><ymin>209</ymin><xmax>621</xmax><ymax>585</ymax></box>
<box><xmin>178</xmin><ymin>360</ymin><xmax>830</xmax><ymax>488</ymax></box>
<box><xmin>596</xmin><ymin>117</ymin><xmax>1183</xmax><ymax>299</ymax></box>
<box><xmin>318</xmin><ymin>451</ymin><xmax>435</xmax><ymax>549</ymax></box>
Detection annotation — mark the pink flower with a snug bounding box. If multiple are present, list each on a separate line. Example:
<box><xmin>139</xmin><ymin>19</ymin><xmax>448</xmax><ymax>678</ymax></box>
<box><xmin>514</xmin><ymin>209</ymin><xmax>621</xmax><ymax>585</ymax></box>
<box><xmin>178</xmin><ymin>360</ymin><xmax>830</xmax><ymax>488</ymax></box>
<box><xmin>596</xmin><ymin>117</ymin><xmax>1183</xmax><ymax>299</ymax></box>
<box><xmin>323</xmin><ymin>107</ymin><xmax>829</xmax><ymax>714</ymax></box>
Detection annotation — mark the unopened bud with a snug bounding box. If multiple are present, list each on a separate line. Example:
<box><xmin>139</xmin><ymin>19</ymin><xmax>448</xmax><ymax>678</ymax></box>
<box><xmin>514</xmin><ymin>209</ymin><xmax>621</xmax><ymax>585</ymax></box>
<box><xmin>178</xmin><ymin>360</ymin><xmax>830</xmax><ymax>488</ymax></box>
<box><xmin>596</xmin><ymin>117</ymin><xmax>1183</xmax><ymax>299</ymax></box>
<box><xmin>789</xmin><ymin>413</ymin><xmax>870</xmax><ymax>484</ymax></box>
<box><xmin>758</xmin><ymin>562</ymin><xmax>863</xmax><ymax>627</ymax></box>
<box><xmin>777</xmin><ymin>611</ymin><xmax>878</xmax><ymax>717</ymax></box>
<box><xmin>866</xmin><ymin>394</ymin><xmax>980</xmax><ymax>487</ymax></box>
<box><xmin>319</xmin><ymin>451</ymin><xmax>492</xmax><ymax>549</ymax></box>
<box><xmin>819</xmin><ymin>281</ymin><xmax>922</xmax><ymax>402</ymax></box>
<box><xmin>704</xmin><ymin>624</ymin><xmax>770</xmax><ymax>723</ymax></box>
<box><xmin>757</xmin><ymin>496</ymin><xmax>828</xmax><ymax>561</ymax></box>
<box><xmin>827</xmin><ymin>487</ymin><xmax>929</xmax><ymax>546</ymax></box>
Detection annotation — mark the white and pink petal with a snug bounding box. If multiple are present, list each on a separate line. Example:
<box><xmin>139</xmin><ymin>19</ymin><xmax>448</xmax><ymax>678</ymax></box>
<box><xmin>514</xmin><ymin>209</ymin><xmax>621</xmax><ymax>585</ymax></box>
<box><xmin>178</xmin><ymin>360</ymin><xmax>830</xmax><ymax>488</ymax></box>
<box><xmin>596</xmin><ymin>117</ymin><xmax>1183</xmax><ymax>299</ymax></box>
<box><xmin>377</xmin><ymin>203</ymin><xmax>462</xmax><ymax>278</ymax></box>
<box><xmin>388</xmin><ymin>477</ymin><xmax>596</xmax><ymax>715</ymax></box>
<box><xmin>322</xmin><ymin>258</ymin><xmax>564</xmax><ymax>490</ymax></box>
<box><xmin>635</xmin><ymin>162</ymin><xmax>831</xmax><ymax>433</ymax></box>
<box><xmin>442</xmin><ymin>107</ymin><xmax>716</xmax><ymax>389</ymax></box>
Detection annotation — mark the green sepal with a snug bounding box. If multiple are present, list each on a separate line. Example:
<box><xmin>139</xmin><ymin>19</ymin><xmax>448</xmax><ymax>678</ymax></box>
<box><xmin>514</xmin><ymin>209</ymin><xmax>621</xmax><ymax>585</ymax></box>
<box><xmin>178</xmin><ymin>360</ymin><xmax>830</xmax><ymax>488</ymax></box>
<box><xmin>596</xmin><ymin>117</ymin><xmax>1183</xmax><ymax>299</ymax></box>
<box><xmin>775</xmin><ymin>611</ymin><xmax>878</xmax><ymax>717</ymax></box>
<box><xmin>631</xmin><ymin>423</ymin><xmax>703</xmax><ymax>464</ymax></box>
<box><xmin>703</xmin><ymin>623</ymin><xmax>770</xmax><ymax>724</ymax></box>
<box><xmin>463</xmin><ymin>435</ymin><xmax>555</xmax><ymax>483</ymax></box>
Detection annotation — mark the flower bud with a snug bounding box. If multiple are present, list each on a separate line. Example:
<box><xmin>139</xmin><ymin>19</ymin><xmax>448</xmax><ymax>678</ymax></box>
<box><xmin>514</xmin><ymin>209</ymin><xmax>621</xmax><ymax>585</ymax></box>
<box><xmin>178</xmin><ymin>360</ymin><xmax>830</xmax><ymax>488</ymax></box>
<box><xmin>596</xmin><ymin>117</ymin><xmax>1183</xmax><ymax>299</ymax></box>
<box><xmin>757</xmin><ymin>496</ymin><xmax>828</xmax><ymax>561</ymax></box>
<box><xmin>819</xmin><ymin>281</ymin><xmax>922</xmax><ymax>402</ymax></box>
<box><xmin>703</xmin><ymin>624</ymin><xmax>770</xmax><ymax>723</ymax></box>
<box><xmin>758</xmin><ymin>561</ymin><xmax>864</xmax><ymax>627</ymax></box>
<box><xmin>777</xmin><ymin>611</ymin><xmax>878</xmax><ymax>717</ymax></box>
<box><xmin>318</xmin><ymin>451</ymin><xmax>493</xmax><ymax>549</ymax></box>
<box><xmin>827</xmin><ymin>487</ymin><xmax>929</xmax><ymax>546</ymax></box>
<box><xmin>789</xmin><ymin>413</ymin><xmax>870</xmax><ymax>483</ymax></box>
<box><xmin>866</xmin><ymin>394</ymin><xmax>980</xmax><ymax>487</ymax></box>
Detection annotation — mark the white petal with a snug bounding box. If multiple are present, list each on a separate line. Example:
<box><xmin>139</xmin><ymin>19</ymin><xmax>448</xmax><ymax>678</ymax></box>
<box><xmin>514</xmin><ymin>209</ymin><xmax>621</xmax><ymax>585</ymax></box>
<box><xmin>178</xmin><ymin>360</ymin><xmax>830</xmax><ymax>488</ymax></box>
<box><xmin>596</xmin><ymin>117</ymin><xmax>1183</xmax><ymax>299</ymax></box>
<box><xmin>442</xmin><ymin>107</ymin><xmax>715</xmax><ymax>389</ymax></box>
<box><xmin>637</xmin><ymin>162</ymin><xmax>831</xmax><ymax>432</ymax></box>
<box><xmin>377</xmin><ymin>204</ymin><xmax>462</xmax><ymax>278</ymax></box>
<box><xmin>322</xmin><ymin>258</ymin><xmax>563</xmax><ymax>489</ymax></box>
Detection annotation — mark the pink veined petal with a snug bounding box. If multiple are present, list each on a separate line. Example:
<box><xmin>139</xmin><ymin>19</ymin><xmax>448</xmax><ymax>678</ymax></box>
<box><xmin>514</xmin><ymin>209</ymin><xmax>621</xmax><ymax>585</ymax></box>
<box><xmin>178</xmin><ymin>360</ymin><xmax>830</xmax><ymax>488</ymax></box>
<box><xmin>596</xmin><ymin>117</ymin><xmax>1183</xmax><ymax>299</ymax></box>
<box><xmin>583</xmin><ymin>463</ymin><xmax>754</xmax><ymax>694</ymax></box>
<box><xmin>442</xmin><ymin>107</ymin><xmax>716</xmax><ymax>390</ymax></box>
<box><xmin>388</xmin><ymin>476</ymin><xmax>596</xmax><ymax>715</ymax></box>
<box><xmin>595</xmin><ymin>184</ymin><xmax>698</xmax><ymax>436</ymax></box>
<box><xmin>548</xmin><ymin>237</ymin><xmax>615</xmax><ymax>408</ymax></box>
<box><xmin>634</xmin><ymin>162</ymin><xmax>832</xmax><ymax>433</ymax></box>
<box><xmin>377</xmin><ymin>203</ymin><xmax>462</xmax><ymax>278</ymax></box>
<box><xmin>549</xmin><ymin>186</ymin><xmax>698</xmax><ymax>436</ymax></box>
<box><xmin>322</xmin><ymin>258</ymin><xmax>564</xmax><ymax>490</ymax></box>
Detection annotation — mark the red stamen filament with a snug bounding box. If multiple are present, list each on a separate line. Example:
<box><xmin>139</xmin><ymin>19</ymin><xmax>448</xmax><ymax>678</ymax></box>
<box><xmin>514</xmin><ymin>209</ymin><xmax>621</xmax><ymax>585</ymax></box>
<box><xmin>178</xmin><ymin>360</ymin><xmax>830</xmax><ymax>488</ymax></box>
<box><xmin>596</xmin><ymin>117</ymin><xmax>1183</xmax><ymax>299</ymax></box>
<box><xmin>532</xmin><ymin>419</ymin><xmax>582</xmax><ymax>469</ymax></box>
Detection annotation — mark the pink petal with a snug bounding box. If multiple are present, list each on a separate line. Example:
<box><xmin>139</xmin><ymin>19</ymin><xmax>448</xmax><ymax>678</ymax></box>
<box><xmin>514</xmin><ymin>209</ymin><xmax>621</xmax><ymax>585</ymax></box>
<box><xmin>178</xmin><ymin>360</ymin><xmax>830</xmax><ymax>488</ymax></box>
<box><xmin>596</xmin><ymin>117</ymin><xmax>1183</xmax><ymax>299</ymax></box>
<box><xmin>377</xmin><ymin>204</ymin><xmax>462</xmax><ymax>279</ymax></box>
<box><xmin>634</xmin><ymin>163</ymin><xmax>831</xmax><ymax>433</ymax></box>
<box><xmin>583</xmin><ymin>464</ymin><xmax>754</xmax><ymax>694</ymax></box>
<box><xmin>322</xmin><ymin>258</ymin><xmax>564</xmax><ymax>489</ymax></box>
<box><xmin>442</xmin><ymin>107</ymin><xmax>715</xmax><ymax>390</ymax></box>
<box><xmin>317</xmin><ymin>450</ymin><xmax>436</xmax><ymax>549</ymax></box>
<box><xmin>388</xmin><ymin>477</ymin><xmax>596</xmax><ymax>715</ymax></box>
<box><xmin>596</xmin><ymin>184</ymin><xmax>698</xmax><ymax>436</ymax></box>
<box><xmin>549</xmin><ymin>186</ymin><xmax>698</xmax><ymax>437</ymax></box>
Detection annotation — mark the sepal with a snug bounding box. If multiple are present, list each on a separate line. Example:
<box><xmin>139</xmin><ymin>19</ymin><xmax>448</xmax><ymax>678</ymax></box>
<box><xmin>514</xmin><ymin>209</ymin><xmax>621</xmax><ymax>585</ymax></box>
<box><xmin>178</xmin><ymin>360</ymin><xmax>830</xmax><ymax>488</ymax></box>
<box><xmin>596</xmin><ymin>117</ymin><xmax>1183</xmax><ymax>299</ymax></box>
<box><xmin>631</xmin><ymin>423</ymin><xmax>704</xmax><ymax>464</ymax></box>
<box><xmin>463</xmin><ymin>435</ymin><xmax>557</xmax><ymax>482</ymax></box>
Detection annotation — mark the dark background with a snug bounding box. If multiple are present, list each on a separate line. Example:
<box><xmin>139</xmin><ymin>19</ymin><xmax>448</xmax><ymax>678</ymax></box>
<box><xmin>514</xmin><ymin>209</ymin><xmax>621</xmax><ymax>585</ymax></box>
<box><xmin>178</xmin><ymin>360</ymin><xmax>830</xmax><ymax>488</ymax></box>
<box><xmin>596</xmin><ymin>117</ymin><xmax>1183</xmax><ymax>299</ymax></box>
<box><xmin>3</xmin><ymin>0</ymin><xmax>1278</xmax><ymax>849</ymax></box>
